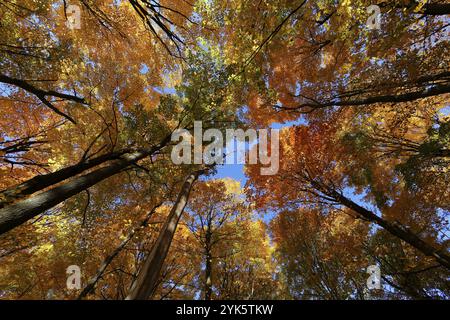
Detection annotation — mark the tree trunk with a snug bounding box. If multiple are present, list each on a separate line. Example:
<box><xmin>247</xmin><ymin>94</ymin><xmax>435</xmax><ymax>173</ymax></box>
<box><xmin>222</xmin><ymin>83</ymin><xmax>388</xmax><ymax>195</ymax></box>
<box><xmin>204</xmin><ymin>218</ymin><xmax>213</xmax><ymax>300</ymax></box>
<box><xmin>332</xmin><ymin>191</ymin><xmax>450</xmax><ymax>270</ymax></box>
<box><xmin>126</xmin><ymin>169</ymin><xmax>205</xmax><ymax>300</ymax></box>
<box><xmin>0</xmin><ymin>149</ymin><xmax>131</xmax><ymax>208</ymax></box>
<box><xmin>0</xmin><ymin>137</ymin><xmax>170</xmax><ymax>235</ymax></box>
<box><xmin>77</xmin><ymin>202</ymin><xmax>162</xmax><ymax>300</ymax></box>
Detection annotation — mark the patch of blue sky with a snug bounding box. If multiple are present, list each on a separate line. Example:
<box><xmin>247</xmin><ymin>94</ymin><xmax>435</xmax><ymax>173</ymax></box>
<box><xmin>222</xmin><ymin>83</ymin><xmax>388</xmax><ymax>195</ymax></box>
<box><xmin>206</xmin><ymin>137</ymin><xmax>250</xmax><ymax>186</ymax></box>
<box><xmin>206</xmin><ymin>117</ymin><xmax>312</xmax><ymax>222</ymax></box>
<box><xmin>270</xmin><ymin>117</ymin><xmax>308</xmax><ymax>128</ymax></box>
<box><xmin>436</xmin><ymin>208</ymin><xmax>450</xmax><ymax>242</ymax></box>
<box><xmin>0</xmin><ymin>83</ymin><xmax>15</xmax><ymax>96</ymax></box>
<box><xmin>211</xmin><ymin>164</ymin><xmax>246</xmax><ymax>185</ymax></box>
<box><xmin>152</xmin><ymin>86</ymin><xmax>177</xmax><ymax>95</ymax></box>
<box><xmin>139</xmin><ymin>63</ymin><xmax>149</xmax><ymax>74</ymax></box>
<box><xmin>439</xmin><ymin>104</ymin><xmax>450</xmax><ymax>116</ymax></box>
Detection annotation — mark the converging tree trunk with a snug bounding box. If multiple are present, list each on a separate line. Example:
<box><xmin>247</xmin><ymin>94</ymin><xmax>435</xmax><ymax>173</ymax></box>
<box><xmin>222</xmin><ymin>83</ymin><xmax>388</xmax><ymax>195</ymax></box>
<box><xmin>0</xmin><ymin>136</ymin><xmax>171</xmax><ymax>235</ymax></box>
<box><xmin>330</xmin><ymin>190</ymin><xmax>450</xmax><ymax>270</ymax></box>
<box><xmin>298</xmin><ymin>174</ymin><xmax>450</xmax><ymax>270</ymax></box>
<box><xmin>204</xmin><ymin>216</ymin><xmax>213</xmax><ymax>300</ymax></box>
<box><xmin>0</xmin><ymin>149</ymin><xmax>131</xmax><ymax>208</ymax></box>
<box><xmin>126</xmin><ymin>169</ymin><xmax>206</xmax><ymax>300</ymax></box>
<box><xmin>77</xmin><ymin>202</ymin><xmax>162</xmax><ymax>300</ymax></box>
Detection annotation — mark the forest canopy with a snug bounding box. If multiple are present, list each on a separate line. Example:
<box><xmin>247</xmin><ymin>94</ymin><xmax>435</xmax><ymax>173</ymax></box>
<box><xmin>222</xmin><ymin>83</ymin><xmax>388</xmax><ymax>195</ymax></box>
<box><xmin>0</xmin><ymin>0</ymin><xmax>449</xmax><ymax>300</ymax></box>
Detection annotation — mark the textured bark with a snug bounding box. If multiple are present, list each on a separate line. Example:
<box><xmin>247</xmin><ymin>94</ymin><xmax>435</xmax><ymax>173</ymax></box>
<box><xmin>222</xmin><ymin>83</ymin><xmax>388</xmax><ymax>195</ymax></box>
<box><xmin>126</xmin><ymin>169</ymin><xmax>205</xmax><ymax>300</ymax></box>
<box><xmin>278</xmin><ymin>72</ymin><xmax>450</xmax><ymax>113</ymax></box>
<box><xmin>332</xmin><ymin>191</ymin><xmax>450</xmax><ymax>270</ymax></box>
<box><xmin>0</xmin><ymin>150</ymin><xmax>131</xmax><ymax>208</ymax></box>
<box><xmin>0</xmin><ymin>136</ymin><xmax>170</xmax><ymax>235</ymax></box>
<box><xmin>284</xmin><ymin>83</ymin><xmax>450</xmax><ymax>112</ymax></box>
<box><xmin>204</xmin><ymin>240</ymin><xmax>213</xmax><ymax>300</ymax></box>
<box><xmin>379</xmin><ymin>1</ymin><xmax>450</xmax><ymax>15</ymax></box>
<box><xmin>203</xmin><ymin>210</ymin><xmax>213</xmax><ymax>300</ymax></box>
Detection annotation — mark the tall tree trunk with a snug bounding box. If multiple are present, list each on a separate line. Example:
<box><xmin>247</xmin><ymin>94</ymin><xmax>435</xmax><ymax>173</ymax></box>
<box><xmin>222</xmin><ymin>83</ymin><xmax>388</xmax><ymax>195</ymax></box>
<box><xmin>77</xmin><ymin>202</ymin><xmax>162</xmax><ymax>300</ymax></box>
<box><xmin>204</xmin><ymin>218</ymin><xmax>213</xmax><ymax>300</ymax></box>
<box><xmin>0</xmin><ymin>136</ymin><xmax>170</xmax><ymax>235</ymax></box>
<box><xmin>331</xmin><ymin>191</ymin><xmax>450</xmax><ymax>270</ymax></box>
<box><xmin>0</xmin><ymin>149</ymin><xmax>131</xmax><ymax>208</ymax></box>
<box><xmin>126</xmin><ymin>169</ymin><xmax>205</xmax><ymax>300</ymax></box>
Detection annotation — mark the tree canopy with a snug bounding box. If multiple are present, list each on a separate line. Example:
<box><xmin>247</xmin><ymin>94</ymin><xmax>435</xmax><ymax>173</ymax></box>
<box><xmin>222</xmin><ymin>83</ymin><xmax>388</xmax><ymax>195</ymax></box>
<box><xmin>0</xmin><ymin>0</ymin><xmax>449</xmax><ymax>300</ymax></box>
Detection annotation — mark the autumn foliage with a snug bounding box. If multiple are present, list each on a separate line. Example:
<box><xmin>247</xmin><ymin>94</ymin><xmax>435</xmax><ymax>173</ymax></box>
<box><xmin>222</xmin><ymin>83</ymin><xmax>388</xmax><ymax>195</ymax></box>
<box><xmin>0</xmin><ymin>0</ymin><xmax>449</xmax><ymax>300</ymax></box>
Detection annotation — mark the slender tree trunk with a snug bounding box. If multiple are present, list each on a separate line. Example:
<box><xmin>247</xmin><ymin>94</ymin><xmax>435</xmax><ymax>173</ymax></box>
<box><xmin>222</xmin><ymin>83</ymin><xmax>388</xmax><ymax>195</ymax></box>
<box><xmin>204</xmin><ymin>219</ymin><xmax>213</xmax><ymax>300</ymax></box>
<box><xmin>0</xmin><ymin>136</ymin><xmax>170</xmax><ymax>235</ymax></box>
<box><xmin>332</xmin><ymin>191</ymin><xmax>450</xmax><ymax>270</ymax></box>
<box><xmin>77</xmin><ymin>202</ymin><xmax>162</xmax><ymax>300</ymax></box>
<box><xmin>204</xmin><ymin>252</ymin><xmax>213</xmax><ymax>300</ymax></box>
<box><xmin>389</xmin><ymin>237</ymin><xmax>431</xmax><ymax>299</ymax></box>
<box><xmin>126</xmin><ymin>169</ymin><xmax>205</xmax><ymax>300</ymax></box>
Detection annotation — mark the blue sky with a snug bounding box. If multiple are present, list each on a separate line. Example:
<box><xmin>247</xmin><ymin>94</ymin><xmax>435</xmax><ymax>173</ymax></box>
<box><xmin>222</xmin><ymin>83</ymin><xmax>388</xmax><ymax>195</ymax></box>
<box><xmin>207</xmin><ymin>118</ymin><xmax>308</xmax><ymax>186</ymax></box>
<box><xmin>212</xmin><ymin>163</ymin><xmax>247</xmax><ymax>184</ymax></box>
<box><xmin>205</xmin><ymin>118</ymin><xmax>308</xmax><ymax>224</ymax></box>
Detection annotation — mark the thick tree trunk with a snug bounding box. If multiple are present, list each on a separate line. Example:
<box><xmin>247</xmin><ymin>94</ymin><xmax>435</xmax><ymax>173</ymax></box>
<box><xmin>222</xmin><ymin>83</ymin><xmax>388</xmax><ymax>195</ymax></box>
<box><xmin>332</xmin><ymin>191</ymin><xmax>450</xmax><ymax>270</ymax></box>
<box><xmin>77</xmin><ymin>203</ymin><xmax>162</xmax><ymax>300</ymax></box>
<box><xmin>0</xmin><ymin>137</ymin><xmax>170</xmax><ymax>235</ymax></box>
<box><xmin>126</xmin><ymin>169</ymin><xmax>205</xmax><ymax>300</ymax></box>
<box><xmin>0</xmin><ymin>150</ymin><xmax>131</xmax><ymax>208</ymax></box>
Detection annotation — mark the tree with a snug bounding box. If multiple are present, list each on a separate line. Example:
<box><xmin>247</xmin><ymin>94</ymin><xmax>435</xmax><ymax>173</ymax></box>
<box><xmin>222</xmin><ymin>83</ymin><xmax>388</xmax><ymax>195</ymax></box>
<box><xmin>183</xmin><ymin>179</ymin><xmax>277</xmax><ymax>300</ymax></box>
<box><xmin>126</xmin><ymin>168</ymin><xmax>206</xmax><ymax>300</ymax></box>
<box><xmin>1</xmin><ymin>0</ymin><xmax>449</xmax><ymax>301</ymax></box>
<box><xmin>246</xmin><ymin>118</ymin><xmax>450</xmax><ymax>270</ymax></box>
<box><xmin>271</xmin><ymin>208</ymin><xmax>370</xmax><ymax>299</ymax></box>
<box><xmin>162</xmin><ymin>179</ymin><xmax>283</xmax><ymax>300</ymax></box>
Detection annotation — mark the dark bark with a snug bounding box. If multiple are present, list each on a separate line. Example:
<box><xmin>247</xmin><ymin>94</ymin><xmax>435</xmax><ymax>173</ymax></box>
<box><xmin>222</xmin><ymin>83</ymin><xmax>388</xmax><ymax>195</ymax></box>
<box><xmin>331</xmin><ymin>191</ymin><xmax>450</xmax><ymax>270</ymax></box>
<box><xmin>420</xmin><ymin>3</ymin><xmax>450</xmax><ymax>15</ymax></box>
<box><xmin>204</xmin><ymin>251</ymin><xmax>213</xmax><ymax>300</ymax></box>
<box><xmin>436</xmin><ymin>149</ymin><xmax>450</xmax><ymax>158</ymax></box>
<box><xmin>0</xmin><ymin>74</ymin><xmax>87</xmax><ymax>123</ymax></box>
<box><xmin>0</xmin><ymin>150</ymin><xmax>131</xmax><ymax>208</ymax></box>
<box><xmin>0</xmin><ymin>136</ymin><xmax>170</xmax><ymax>235</ymax></box>
<box><xmin>280</xmin><ymin>82</ymin><xmax>450</xmax><ymax>113</ymax></box>
<box><xmin>379</xmin><ymin>1</ymin><xmax>450</xmax><ymax>15</ymax></box>
<box><xmin>419</xmin><ymin>3</ymin><xmax>450</xmax><ymax>15</ymax></box>
<box><xmin>204</xmin><ymin>216</ymin><xmax>213</xmax><ymax>300</ymax></box>
<box><xmin>126</xmin><ymin>169</ymin><xmax>205</xmax><ymax>300</ymax></box>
